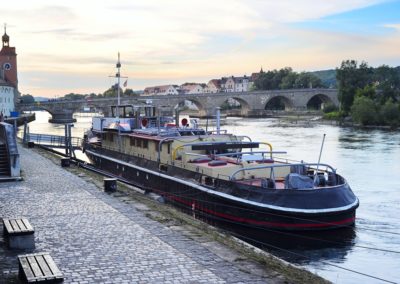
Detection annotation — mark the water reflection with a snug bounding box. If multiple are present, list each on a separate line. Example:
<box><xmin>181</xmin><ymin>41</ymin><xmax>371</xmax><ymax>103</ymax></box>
<box><xmin>215</xmin><ymin>222</ymin><xmax>356</xmax><ymax>264</ymax></box>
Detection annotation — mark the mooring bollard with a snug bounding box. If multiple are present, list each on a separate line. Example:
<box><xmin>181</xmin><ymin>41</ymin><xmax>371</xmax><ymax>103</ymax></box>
<box><xmin>104</xmin><ymin>178</ymin><xmax>117</xmax><ymax>192</ymax></box>
<box><xmin>61</xmin><ymin>157</ymin><xmax>70</xmax><ymax>167</ymax></box>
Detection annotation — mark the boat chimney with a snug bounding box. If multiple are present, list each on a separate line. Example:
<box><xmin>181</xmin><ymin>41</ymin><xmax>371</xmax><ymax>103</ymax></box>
<box><xmin>216</xmin><ymin>107</ymin><xmax>221</xmax><ymax>134</ymax></box>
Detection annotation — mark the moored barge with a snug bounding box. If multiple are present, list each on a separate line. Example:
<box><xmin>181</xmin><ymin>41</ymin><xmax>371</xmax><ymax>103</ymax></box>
<box><xmin>83</xmin><ymin>102</ymin><xmax>359</xmax><ymax>231</ymax></box>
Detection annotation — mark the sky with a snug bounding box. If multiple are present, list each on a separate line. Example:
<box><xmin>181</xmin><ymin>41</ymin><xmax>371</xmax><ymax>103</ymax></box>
<box><xmin>2</xmin><ymin>0</ymin><xmax>400</xmax><ymax>97</ymax></box>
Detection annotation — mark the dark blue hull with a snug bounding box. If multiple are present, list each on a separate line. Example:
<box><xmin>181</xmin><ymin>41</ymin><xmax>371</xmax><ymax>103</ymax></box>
<box><xmin>84</xmin><ymin>146</ymin><xmax>359</xmax><ymax>231</ymax></box>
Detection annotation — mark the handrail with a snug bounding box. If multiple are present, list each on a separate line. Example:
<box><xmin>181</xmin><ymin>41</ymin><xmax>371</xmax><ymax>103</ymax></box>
<box><xmin>172</xmin><ymin>145</ymin><xmax>184</xmax><ymax>161</ymax></box>
<box><xmin>171</xmin><ymin>141</ymin><xmax>273</xmax><ymax>161</ymax></box>
<box><xmin>260</xmin><ymin>142</ymin><xmax>273</xmax><ymax>158</ymax></box>
<box><xmin>229</xmin><ymin>162</ymin><xmax>336</xmax><ymax>181</ymax></box>
<box><xmin>217</xmin><ymin>151</ymin><xmax>286</xmax><ymax>163</ymax></box>
<box><xmin>157</xmin><ymin>137</ymin><xmax>173</xmax><ymax>162</ymax></box>
<box><xmin>214</xmin><ymin>151</ymin><xmax>286</xmax><ymax>157</ymax></box>
<box><xmin>24</xmin><ymin>133</ymin><xmax>82</xmax><ymax>148</ymax></box>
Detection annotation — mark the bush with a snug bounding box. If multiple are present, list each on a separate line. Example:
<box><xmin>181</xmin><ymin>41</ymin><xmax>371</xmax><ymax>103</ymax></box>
<box><xmin>323</xmin><ymin>111</ymin><xmax>342</xmax><ymax>120</ymax></box>
<box><xmin>380</xmin><ymin>100</ymin><xmax>400</xmax><ymax>127</ymax></box>
<box><xmin>323</xmin><ymin>104</ymin><xmax>339</xmax><ymax>113</ymax></box>
<box><xmin>351</xmin><ymin>96</ymin><xmax>377</xmax><ymax>125</ymax></box>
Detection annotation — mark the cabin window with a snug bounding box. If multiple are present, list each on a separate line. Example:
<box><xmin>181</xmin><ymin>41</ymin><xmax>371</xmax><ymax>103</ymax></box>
<box><xmin>155</xmin><ymin>143</ymin><xmax>161</xmax><ymax>152</ymax></box>
<box><xmin>108</xmin><ymin>133</ymin><xmax>114</xmax><ymax>142</ymax></box>
<box><xmin>102</xmin><ymin>133</ymin><xmax>107</xmax><ymax>141</ymax></box>
<box><xmin>136</xmin><ymin>138</ymin><xmax>142</xmax><ymax>147</ymax></box>
<box><xmin>143</xmin><ymin>139</ymin><xmax>148</xmax><ymax>149</ymax></box>
<box><xmin>167</xmin><ymin>143</ymin><xmax>171</xmax><ymax>154</ymax></box>
<box><xmin>130</xmin><ymin>137</ymin><xmax>135</xmax><ymax>146</ymax></box>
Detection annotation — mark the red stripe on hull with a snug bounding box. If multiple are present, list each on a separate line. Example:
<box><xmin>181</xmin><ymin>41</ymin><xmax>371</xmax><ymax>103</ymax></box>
<box><xmin>162</xmin><ymin>192</ymin><xmax>355</xmax><ymax>230</ymax></box>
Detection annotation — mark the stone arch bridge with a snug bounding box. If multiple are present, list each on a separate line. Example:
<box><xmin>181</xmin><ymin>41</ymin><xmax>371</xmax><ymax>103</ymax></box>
<box><xmin>17</xmin><ymin>88</ymin><xmax>338</xmax><ymax>123</ymax></box>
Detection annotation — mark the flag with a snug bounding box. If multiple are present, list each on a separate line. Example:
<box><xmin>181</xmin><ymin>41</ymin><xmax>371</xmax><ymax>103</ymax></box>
<box><xmin>123</xmin><ymin>80</ymin><xmax>128</xmax><ymax>87</ymax></box>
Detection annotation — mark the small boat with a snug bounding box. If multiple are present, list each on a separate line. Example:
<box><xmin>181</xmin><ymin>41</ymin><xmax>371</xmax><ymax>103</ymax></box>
<box><xmin>82</xmin><ymin>57</ymin><xmax>359</xmax><ymax>232</ymax></box>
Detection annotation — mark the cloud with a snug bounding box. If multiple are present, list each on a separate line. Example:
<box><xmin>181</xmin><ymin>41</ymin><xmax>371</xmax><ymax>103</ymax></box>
<box><xmin>383</xmin><ymin>23</ymin><xmax>400</xmax><ymax>31</ymax></box>
<box><xmin>5</xmin><ymin>0</ymin><xmax>398</xmax><ymax>97</ymax></box>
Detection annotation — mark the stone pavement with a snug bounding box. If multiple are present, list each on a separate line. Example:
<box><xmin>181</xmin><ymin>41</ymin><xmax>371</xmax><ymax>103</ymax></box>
<box><xmin>0</xmin><ymin>145</ymin><xmax>291</xmax><ymax>284</ymax></box>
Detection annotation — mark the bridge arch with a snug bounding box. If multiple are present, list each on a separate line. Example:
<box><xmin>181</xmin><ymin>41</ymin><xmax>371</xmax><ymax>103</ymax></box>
<box><xmin>306</xmin><ymin>94</ymin><xmax>335</xmax><ymax>110</ymax></box>
<box><xmin>173</xmin><ymin>98</ymin><xmax>206</xmax><ymax>116</ymax></box>
<box><xmin>265</xmin><ymin>96</ymin><xmax>293</xmax><ymax>111</ymax></box>
<box><xmin>219</xmin><ymin>97</ymin><xmax>250</xmax><ymax>116</ymax></box>
<box><xmin>18</xmin><ymin>103</ymin><xmax>77</xmax><ymax>123</ymax></box>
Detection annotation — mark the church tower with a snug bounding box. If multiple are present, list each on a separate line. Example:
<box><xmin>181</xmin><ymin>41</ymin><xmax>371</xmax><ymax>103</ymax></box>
<box><xmin>0</xmin><ymin>24</ymin><xmax>18</xmax><ymax>89</ymax></box>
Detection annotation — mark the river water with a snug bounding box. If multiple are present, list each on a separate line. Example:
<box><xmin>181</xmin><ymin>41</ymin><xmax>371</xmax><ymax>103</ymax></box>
<box><xmin>25</xmin><ymin>111</ymin><xmax>400</xmax><ymax>284</ymax></box>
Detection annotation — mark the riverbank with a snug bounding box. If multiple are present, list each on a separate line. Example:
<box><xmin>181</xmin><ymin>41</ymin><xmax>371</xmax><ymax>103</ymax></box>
<box><xmin>0</xmin><ymin>143</ymin><xmax>329</xmax><ymax>283</ymax></box>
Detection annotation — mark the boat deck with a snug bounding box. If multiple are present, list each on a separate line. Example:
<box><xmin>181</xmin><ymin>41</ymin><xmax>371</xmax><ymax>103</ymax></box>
<box><xmin>237</xmin><ymin>178</ymin><xmax>286</xmax><ymax>189</ymax></box>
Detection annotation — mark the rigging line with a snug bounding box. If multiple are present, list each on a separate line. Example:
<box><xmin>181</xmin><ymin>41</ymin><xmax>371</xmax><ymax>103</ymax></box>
<box><xmin>160</xmin><ymin>193</ymin><xmax>400</xmax><ymax>254</ymax></box>
<box><xmin>224</xmin><ymin>229</ymin><xmax>398</xmax><ymax>284</ymax></box>
<box><xmin>159</xmin><ymin>191</ymin><xmax>400</xmax><ymax>236</ymax></box>
<box><xmin>355</xmin><ymin>226</ymin><xmax>400</xmax><ymax>236</ymax></box>
<box><xmin>192</xmin><ymin>207</ymin><xmax>400</xmax><ymax>255</ymax></box>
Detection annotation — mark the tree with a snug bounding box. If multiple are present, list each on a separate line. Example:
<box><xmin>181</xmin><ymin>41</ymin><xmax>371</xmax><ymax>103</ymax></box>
<box><xmin>123</xmin><ymin>88</ymin><xmax>138</xmax><ymax>96</ymax></box>
<box><xmin>103</xmin><ymin>85</ymin><xmax>122</xmax><ymax>97</ymax></box>
<box><xmin>280</xmin><ymin>72</ymin><xmax>297</xmax><ymax>89</ymax></box>
<box><xmin>380</xmin><ymin>99</ymin><xmax>400</xmax><ymax>127</ymax></box>
<box><xmin>351</xmin><ymin>96</ymin><xmax>377</xmax><ymax>125</ymax></box>
<box><xmin>253</xmin><ymin>70</ymin><xmax>276</xmax><ymax>90</ymax></box>
<box><xmin>64</xmin><ymin>93</ymin><xmax>85</xmax><ymax>100</ymax></box>
<box><xmin>336</xmin><ymin>60</ymin><xmax>373</xmax><ymax>114</ymax></box>
<box><xmin>355</xmin><ymin>85</ymin><xmax>376</xmax><ymax>100</ymax></box>
<box><xmin>19</xmin><ymin>94</ymin><xmax>35</xmax><ymax>104</ymax></box>
<box><xmin>373</xmin><ymin>65</ymin><xmax>400</xmax><ymax>103</ymax></box>
<box><xmin>294</xmin><ymin>72</ymin><xmax>325</xmax><ymax>89</ymax></box>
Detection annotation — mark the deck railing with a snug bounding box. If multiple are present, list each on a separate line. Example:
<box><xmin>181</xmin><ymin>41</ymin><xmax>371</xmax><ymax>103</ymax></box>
<box><xmin>21</xmin><ymin>133</ymin><xmax>83</xmax><ymax>149</ymax></box>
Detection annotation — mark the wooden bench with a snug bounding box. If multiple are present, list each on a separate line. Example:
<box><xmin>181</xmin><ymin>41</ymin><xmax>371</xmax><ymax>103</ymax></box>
<box><xmin>3</xmin><ymin>218</ymin><xmax>35</xmax><ymax>249</ymax></box>
<box><xmin>18</xmin><ymin>252</ymin><xmax>63</xmax><ymax>283</ymax></box>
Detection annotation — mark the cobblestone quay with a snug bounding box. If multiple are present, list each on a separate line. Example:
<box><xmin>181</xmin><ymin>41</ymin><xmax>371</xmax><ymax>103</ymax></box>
<box><xmin>0</xmin><ymin>145</ymin><xmax>321</xmax><ymax>283</ymax></box>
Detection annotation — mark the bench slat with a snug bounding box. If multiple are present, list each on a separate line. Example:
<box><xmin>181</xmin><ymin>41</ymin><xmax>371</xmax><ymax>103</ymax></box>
<box><xmin>27</xmin><ymin>255</ymin><xmax>44</xmax><ymax>278</ymax></box>
<box><xmin>3</xmin><ymin>219</ymin><xmax>13</xmax><ymax>234</ymax></box>
<box><xmin>43</xmin><ymin>254</ymin><xmax>63</xmax><ymax>277</ymax></box>
<box><xmin>10</xmin><ymin>219</ymin><xmax>18</xmax><ymax>233</ymax></box>
<box><xmin>19</xmin><ymin>256</ymin><xmax>36</xmax><ymax>281</ymax></box>
<box><xmin>22</xmin><ymin>218</ymin><xmax>34</xmax><ymax>232</ymax></box>
<box><xmin>16</xmin><ymin>219</ymin><xmax>27</xmax><ymax>232</ymax></box>
<box><xmin>36</xmin><ymin>255</ymin><xmax>53</xmax><ymax>278</ymax></box>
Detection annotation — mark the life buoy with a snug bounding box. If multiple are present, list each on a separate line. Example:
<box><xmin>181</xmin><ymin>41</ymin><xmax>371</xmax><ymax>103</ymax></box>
<box><xmin>181</xmin><ymin>118</ymin><xmax>188</xmax><ymax>126</ymax></box>
<box><xmin>141</xmin><ymin>118</ymin><xmax>148</xmax><ymax>127</ymax></box>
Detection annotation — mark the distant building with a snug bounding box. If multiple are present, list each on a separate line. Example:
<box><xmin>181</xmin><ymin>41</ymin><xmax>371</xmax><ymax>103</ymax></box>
<box><xmin>219</xmin><ymin>69</ymin><xmax>263</xmax><ymax>93</ymax></box>
<box><xmin>0</xmin><ymin>25</ymin><xmax>18</xmax><ymax>116</ymax></box>
<box><xmin>220</xmin><ymin>76</ymin><xmax>249</xmax><ymax>92</ymax></box>
<box><xmin>143</xmin><ymin>85</ymin><xmax>179</xmax><ymax>96</ymax></box>
<box><xmin>221</xmin><ymin>77</ymin><xmax>235</xmax><ymax>92</ymax></box>
<box><xmin>204</xmin><ymin>79</ymin><xmax>221</xmax><ymax>93</ymax></box>
<box><xmin>142</xmin><ymin>68</ymin><xmax>263</xmax><ymax>97</ymax></box>
<box><xmin>180</xmin><ymin>83</ymin><xmax>205</xmax><ymax>95</ymax></box>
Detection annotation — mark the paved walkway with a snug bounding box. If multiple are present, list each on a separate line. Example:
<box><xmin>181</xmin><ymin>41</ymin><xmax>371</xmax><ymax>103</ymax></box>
<box><xmin>0</xmin><ymin>145</ymin><xmax>290</xmax><ymax>283</ymax></box>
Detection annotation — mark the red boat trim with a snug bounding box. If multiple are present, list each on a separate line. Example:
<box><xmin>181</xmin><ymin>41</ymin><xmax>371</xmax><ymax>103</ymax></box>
<box><xmin>162</xmin><ymin>192</ymin><xmax>355</xmax><ymax>229</ymax></box>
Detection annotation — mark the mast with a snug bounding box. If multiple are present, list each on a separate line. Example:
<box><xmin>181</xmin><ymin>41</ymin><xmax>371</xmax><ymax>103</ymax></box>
<box><xmin>109</xmin><ymin>52</ymin><xmax>127</xmax><ymax>118</ymax></box>
<box><xmin>116</xmin><ymin>52</ymin><xmax>121</xmax><ymax>113</ymax></box>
